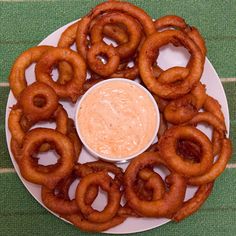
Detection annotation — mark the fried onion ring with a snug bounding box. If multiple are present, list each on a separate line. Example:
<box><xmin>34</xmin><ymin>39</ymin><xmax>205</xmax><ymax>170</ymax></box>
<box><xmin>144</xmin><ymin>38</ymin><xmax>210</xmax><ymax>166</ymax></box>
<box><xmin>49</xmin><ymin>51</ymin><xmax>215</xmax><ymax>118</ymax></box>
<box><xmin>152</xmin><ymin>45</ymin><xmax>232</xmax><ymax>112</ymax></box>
<box><xmin>87</xmin><ymin>42</ymin><xmax>120</xmax><ymax>77</ymax></box>
<box><xmin>90</xmin><ymin>12</ymin><xmax>142</xmax><ymax>59</ymax></box>
<box><xmin>76</xmin><ymin>0</ymin><xmax>155</xmax><ymax>59</ymax></box>
<box><xmin>8</xmin><ymin>46</ymin><xmax>53</xmax><ymax>99</ymax></box>
<box><xmin>159</xmin><ymin>126</ymin><xmax>214</xmax><ymax>177</ymax></box>
<box><xmin>19</xmin><ymin>128</ymin><xmax>74</xmax><ymax>189</ymax></box>
<box><xmin>124</xmin><ymin>152</ymin><xmax>186</xmax><ymax>217</ymax></box>
<box><xmin>41</xmin><ymin>165</ymin><xmax>98</xmax><ymax>215</ymax></box>
<box><xmin>18</xmin><ymin>82</ymin><xmax>59</xmax><ymax>123</ymax></box>
<box><xmin>139</xmin><ymin>30</ymin><xmax>204</xmax><ymax>99</ymax></box>
<box><xmin>35</xmin><ymin>47</ymin><xmax>86</xmax><ymax>102</ymax></box>
<box><xmin>75</xmin><ymin>171</ymin><xmax>122</xmax><ymax>223</ymax></box>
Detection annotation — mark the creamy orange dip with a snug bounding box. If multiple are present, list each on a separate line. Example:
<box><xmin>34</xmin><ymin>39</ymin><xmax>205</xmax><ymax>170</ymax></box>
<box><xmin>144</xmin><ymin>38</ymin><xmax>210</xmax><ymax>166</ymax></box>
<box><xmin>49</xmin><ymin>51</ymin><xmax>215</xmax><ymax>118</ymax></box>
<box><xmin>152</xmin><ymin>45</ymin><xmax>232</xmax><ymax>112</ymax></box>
<box><xmin>77</xmin><ymin>80</ymin><xmax>158</xmax><ymax>159</ymax></box>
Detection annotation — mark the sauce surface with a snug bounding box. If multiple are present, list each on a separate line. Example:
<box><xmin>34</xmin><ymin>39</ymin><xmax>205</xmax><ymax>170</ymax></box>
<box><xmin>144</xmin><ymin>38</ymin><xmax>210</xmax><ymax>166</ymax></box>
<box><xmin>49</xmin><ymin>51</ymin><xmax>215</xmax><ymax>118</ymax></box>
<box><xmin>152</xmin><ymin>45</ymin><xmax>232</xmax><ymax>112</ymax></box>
<box><xmin>77</xmin><ymin>80</ymin><xmax>158</xmax><ymax>159</ymax></box>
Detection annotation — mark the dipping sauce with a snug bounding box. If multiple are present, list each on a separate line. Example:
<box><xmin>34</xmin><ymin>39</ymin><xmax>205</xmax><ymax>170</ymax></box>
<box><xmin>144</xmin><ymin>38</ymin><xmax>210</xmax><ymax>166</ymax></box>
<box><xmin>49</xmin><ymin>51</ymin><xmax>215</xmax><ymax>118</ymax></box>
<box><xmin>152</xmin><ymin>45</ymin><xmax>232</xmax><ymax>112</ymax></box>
<box><xmin>76</xmin><ymin>79</ymin><xmax>159</xmax><ymax>161</ymax></box>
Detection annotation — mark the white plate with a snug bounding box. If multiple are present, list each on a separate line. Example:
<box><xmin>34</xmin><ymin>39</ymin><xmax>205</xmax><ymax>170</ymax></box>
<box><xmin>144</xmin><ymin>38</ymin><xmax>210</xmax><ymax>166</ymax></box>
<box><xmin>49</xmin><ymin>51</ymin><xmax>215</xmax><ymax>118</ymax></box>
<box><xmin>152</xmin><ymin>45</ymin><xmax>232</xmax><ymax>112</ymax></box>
<box><xmin>5</xmin><ymin>20</ymin><xmax>230</xmax><ymax>234</ymax></box>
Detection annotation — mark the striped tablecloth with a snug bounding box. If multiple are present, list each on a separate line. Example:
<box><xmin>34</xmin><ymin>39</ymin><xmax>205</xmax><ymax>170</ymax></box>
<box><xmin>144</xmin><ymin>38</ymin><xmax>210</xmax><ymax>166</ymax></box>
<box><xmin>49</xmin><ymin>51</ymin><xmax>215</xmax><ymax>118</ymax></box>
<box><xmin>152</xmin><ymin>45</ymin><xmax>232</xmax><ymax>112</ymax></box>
<box><xmin>1</xmin><ymin>1</ymin><xmax>235</xmax><ymax>235</ymax></box>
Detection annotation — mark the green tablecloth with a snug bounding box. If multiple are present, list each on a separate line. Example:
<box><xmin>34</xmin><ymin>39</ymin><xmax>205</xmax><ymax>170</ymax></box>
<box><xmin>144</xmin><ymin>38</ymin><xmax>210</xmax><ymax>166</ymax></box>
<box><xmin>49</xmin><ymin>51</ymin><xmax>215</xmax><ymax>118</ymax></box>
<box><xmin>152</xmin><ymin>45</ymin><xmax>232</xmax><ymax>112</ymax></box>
<box><xmin>1</xmin><ymin>0</ymin><xmax>236</xmax><ymax>235</ymax></box>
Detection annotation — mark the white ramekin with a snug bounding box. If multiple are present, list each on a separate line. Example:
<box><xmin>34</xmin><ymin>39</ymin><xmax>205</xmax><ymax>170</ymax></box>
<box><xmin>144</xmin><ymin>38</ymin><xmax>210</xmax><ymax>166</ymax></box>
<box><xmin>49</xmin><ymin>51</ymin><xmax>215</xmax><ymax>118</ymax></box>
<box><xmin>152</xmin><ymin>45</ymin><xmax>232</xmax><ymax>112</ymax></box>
<box><xmin>75</xmin><ymin>78</ymin><xmax>160</xmax><ymax>163</ymax></box>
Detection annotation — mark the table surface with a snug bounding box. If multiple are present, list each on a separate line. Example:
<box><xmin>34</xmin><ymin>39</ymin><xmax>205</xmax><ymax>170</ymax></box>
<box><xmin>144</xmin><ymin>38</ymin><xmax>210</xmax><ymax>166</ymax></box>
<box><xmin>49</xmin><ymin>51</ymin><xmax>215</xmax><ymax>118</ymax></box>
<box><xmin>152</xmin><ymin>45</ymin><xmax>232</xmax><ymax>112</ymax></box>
<box><xmin>1</xmin><ymin>0</ymin><xmax>236</xmax><ymax>235</ymax></box>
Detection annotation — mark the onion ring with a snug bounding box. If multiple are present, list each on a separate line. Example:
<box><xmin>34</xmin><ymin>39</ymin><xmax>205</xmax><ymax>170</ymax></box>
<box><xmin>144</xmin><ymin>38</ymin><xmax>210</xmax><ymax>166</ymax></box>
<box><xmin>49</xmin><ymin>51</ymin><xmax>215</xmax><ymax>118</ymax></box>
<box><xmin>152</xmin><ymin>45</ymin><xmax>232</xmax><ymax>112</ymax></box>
<box><xmin>75</xmin><ymin>171</ymin><xmax>122</xmax><ymax>223</ymax></box>
<box><xmin>76</xmin><ymin>0</ymin><xmax>155</xmax><ymax>59</ymax></box>
<box><xmin>74</xmin><ymin>161</ymin><xmax>123</xmax><ymax>205</ymax></box>
<box><xmin>154</xmin><ymin>16</ymin><xmax>206</xmax><ymax>84</ymax></box>
<box><xmin>73</xmin><ymin>164</ymin><xmax>100</xmax><ymax>205</ymax></box>
<box><xmin>87</xmin><ymin>42</ymin><xmax>120</xmax><ymax>77</ymax></box>
<box><xmin>58</xmin><ymin>20</ymin><xmax>129</xmax><ymax>49</ymax></box>
<box><xmin>139</xmin><ymin>30</ymin><xmax>204</xmax><ymax>99</ymax></box>
<box><xmin>41</xmin><ymin>164</ymin><xmax>98</xmax><ymax>215</ymax></box>
<box><xmin>90</xmin><ymin>12</ymin><xmax>142</xmax><ymax>59</ymax></box>
<box><xmin>203</xmin><ymin>95</ymin><xmax>225</xmax><ymax>121</ymax></box>
<box><xmin>18</xmin><ymin>82</ymin><xmax>59</xmax><ymax>123</ymax></box>
<box><xmin>35</xmin><ymin>47</ymin><xmax>86</xmax><ymax>102</ymax></box>
<box><xmin>19</xmin><ymin>128</ymin><xmax>74</xmax><ymax>189</ymax></box>
<box><xmin>124</xmin><ymin>151</ymin><xmax>186</xmax><ymax>217</ymax></box>
<box><xmin>159</xmin><ymin>126</ymin><xmax>214</xmax><ymax>177</ymax></box>
<box><xmin>10</xmin><ymin>139</ymin><xmax>60</xmax><ymax>175</ymax></box>
<box><xmin>8</xmin><ymin>46</ymin><xmax>53</xmax><ymax>99</ymax></box>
